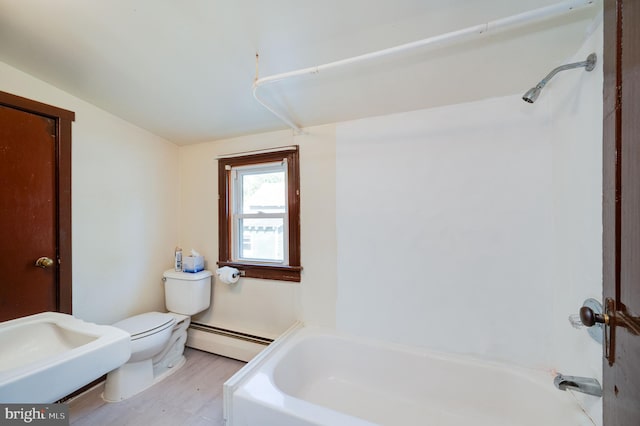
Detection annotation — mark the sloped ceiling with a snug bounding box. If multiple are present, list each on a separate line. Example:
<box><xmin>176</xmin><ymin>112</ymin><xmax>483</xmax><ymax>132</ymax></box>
<box><xmin>0</xmin><ymin>0</ymin><xmax>600</xmax><ymax>144</ymax></box>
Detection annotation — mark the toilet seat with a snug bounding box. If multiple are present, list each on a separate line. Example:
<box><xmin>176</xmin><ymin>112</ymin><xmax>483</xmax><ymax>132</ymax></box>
<box><xmin>113</xmin><ymin>312</ymin><xmax>176</xmax><ymax>341</ymax></box>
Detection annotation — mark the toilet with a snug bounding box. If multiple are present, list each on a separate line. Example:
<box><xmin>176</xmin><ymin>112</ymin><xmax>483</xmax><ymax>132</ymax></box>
<box><xmin>102</xmin><ymin>269</ymin><xmax>212</xmax><ymax>402</ymax></box>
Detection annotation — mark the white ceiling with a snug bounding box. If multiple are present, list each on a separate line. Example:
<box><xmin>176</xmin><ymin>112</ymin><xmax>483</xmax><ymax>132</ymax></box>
<box><xmin>0</xmin><ymin>1</ymin><xmax>600</xmax><ymax>145</ymax></box>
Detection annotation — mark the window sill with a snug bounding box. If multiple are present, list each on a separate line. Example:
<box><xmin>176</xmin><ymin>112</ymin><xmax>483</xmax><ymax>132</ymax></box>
<box><xmin>217</xmin><ymin>261</ymin><xmax>302</xmax><ymax>282</ymax></box>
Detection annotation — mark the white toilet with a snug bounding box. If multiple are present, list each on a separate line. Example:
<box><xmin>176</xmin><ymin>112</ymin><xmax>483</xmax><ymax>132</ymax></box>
<box><xmin>102</xmin><ymin>269</ymin><xmax>212</xmax><ymax>402</ymax></box>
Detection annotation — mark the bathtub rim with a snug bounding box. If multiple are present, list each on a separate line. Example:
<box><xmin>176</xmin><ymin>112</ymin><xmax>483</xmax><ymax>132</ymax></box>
<box><xmin>223</xmin><ymin>320</ymin><xmax>304</xmax><ymax>423</ymax></box>
<box><xmin>224</xmin><ymin>323</ymin><xmax>598</xmax><ymax>426</ymax></box>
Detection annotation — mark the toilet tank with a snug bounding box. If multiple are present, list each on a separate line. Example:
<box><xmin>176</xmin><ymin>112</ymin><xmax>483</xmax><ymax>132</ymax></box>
<box><xmin>162</xmin><ymin>270</ymin><xmax>212</xmax><ymax>315</ymax></box>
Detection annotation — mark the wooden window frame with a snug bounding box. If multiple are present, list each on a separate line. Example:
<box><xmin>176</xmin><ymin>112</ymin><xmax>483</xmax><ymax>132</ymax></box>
<box><xmin>218</xmin><ymin>147</ymin><xmax>301</xmax><ymax>282</ymax></box>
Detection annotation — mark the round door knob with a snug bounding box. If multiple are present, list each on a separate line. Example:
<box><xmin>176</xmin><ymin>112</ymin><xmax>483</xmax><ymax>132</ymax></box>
<box><xmin>35</xmin><ymin>257</ymin><xmax>54</xmax><ymax>268</ymax></box>
<box><xmin>580</xmin><ymin>306</ymin><xmax>608</xmax><ymax>327</ymax></box>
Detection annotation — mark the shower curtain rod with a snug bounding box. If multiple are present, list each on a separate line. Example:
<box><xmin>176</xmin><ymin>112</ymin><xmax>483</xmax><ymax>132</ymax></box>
<box><xmin>252</xmin><ymin>0</ymin><xmax>597</xmax><ymax>133</ymax></box>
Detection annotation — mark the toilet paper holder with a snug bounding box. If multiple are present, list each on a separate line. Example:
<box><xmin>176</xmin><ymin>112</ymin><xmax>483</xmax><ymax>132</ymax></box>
<box><xmin>230</xmin><ymin>269</ymin><xmax>245</xmax><ymax>278</ymax></box>
<box><xmin>216</xmin><ymin>266</ymin><xmax>244</xmax><ymax>284</ymax></box>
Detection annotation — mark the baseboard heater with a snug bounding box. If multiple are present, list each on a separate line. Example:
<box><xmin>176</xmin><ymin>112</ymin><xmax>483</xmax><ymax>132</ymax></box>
<box><xmin>187</xmin><ymin>322</ymin><xmax>273</xmax><ymax>362</ymax></box>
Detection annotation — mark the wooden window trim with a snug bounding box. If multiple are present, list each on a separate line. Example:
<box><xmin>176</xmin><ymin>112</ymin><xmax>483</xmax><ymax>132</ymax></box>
<box><xmin>218</xmin><ymin>147</ymin><xmax>301</xmax><ymax>282</ymax></box>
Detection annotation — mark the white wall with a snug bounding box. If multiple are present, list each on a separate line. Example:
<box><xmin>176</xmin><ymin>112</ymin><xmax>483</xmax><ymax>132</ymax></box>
<box><xmin>0</xmin><ymin>58</ymin><xmax>338</xmax><ymax>337</ymax></box>
<box><xmin>335</xmin><ymin>19</ymin><xmax>602</xmax><ymax>374</ymax></box>
<box><xmin>336</xmin><ymin>96</ymin><xmax>557</xmax><ymax>366</ymax></box>
<box><xmin>549</xmin><ymin>22</ymin><xmax>603</xmax><ymax>422</ymax></box>
<box><xmin>550</xmin><ymin>23</ymin><xmax>603</xmax><ymax>375</ymax></box>
<box><xmin>0</xmin><ymin>61</ymin><xmax>180</xmax><ymax>325</ymax></box>
<box><xmin>179</xmin><ymin>125</ymin><xmax>337</xmax><ymax>338</ymax></box>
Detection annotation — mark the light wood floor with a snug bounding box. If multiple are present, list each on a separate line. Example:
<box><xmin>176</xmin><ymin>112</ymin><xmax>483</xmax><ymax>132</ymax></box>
<box><xmin>68</xmin><ymin>348</ymin><xmax>246</xmax><ymax>426</ymax></box>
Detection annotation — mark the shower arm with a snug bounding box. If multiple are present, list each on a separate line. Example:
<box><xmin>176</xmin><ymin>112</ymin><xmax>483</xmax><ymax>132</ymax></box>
<box><xmin>532</xmin><ymin>53</ymin><xmax>597</xmax><ymax>90</ymax></box>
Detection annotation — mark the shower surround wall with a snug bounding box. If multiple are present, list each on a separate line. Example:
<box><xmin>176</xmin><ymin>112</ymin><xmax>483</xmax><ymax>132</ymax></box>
<box><xmin>335</xmin><ymin>22</ymin><xmax>602</xmax><ymax>418</ymax></box>
<box><xmin>336</xmin><ymin>97</ymin><xmax>557</xmax><ymax>366</ymax></box>
<box><xmin>549</xmin><ymin>27</ymin><xmax>603</xmax><ymax>420</ymax></box>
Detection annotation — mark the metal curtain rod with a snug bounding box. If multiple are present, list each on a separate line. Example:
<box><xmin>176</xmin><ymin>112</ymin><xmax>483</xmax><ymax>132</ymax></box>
<box><xmin>252</xmin><ymin>0</ymin><xmax>597</xmax><ymax>133</ymax></box>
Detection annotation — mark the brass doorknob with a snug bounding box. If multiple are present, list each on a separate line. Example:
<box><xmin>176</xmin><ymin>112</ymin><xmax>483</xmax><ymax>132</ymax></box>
<box><xmin>35</xmin><ymin>257</ymin><xmax>54</xmax><ymax>268</ymax></box>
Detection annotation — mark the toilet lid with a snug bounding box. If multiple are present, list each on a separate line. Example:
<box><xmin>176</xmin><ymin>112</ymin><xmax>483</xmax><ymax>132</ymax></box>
<box><xmin>113</xmin><ymin>312</ymin><xmax>175</xmax><ymax>340</ymax></box>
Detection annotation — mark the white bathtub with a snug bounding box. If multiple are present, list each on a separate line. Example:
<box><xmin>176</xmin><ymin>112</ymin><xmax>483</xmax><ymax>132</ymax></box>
<box><xmin>224</xmin><ymin>324</ymin><xmax>596</xmax><ymax>426</ymax></box>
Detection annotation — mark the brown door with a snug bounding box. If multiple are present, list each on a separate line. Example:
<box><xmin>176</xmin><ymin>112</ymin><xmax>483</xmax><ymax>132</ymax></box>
<box><xmin>0</xmin><ymin>105</ymin><xmax>57</xmax><ymax>320</ymax></box>
<box><xmin>602</xmin><ymin>0</ymin><xmax>640</xmax><ymax>424</ymax></box>
<box><xmin>0</xmin><ymin>92</ymin><xmax>74</xmax><ymax>322</ymax></box>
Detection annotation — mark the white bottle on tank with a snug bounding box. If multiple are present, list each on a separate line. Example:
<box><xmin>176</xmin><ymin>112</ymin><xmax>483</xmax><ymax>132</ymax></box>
<box><xmin>174</xmin><ymin>247</ymin><xmax>182</xmax><ymax>271</ymax></box>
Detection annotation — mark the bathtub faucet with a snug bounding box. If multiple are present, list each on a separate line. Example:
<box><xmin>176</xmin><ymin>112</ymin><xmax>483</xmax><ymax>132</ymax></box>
<box><xmin>553</xmin><ymin>373</ymin><xmax>602</xmax><ymax>397</ymax></box>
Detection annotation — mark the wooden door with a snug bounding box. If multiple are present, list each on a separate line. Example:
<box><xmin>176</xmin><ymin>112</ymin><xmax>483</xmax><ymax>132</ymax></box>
<box><xmin>602</xmin><ymin>0</ymin><xmax>640</xmax><ymax>424</ymax></box>
<box><xmin>0</xmin><ymin>105</ymin><xmax>57</xmax><ymax>319</ymax></box>
<box><xmin>0</xmin><ymin>92</ymin><xmax>74</xmax><ymax>322</ymax></box>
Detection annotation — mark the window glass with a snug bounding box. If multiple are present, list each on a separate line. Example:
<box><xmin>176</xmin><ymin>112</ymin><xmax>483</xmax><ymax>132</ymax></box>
<box><xmin>241</xmin><ymin>170</ymin><xmax>285</xmax><ymax>214</ymax></box>
<box><xmin>239</xmin><ymin>218</ymin><xmax>284</xmax><ymax>262</ymax></box>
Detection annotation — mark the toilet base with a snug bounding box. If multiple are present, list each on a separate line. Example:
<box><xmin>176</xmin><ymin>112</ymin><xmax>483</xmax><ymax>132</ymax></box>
<box><xmin>102</xmin><ymin>355</ymin><xmax>186</xmax><ymax>402</ymax></box>
<box><xmin>102</xmin><ymin>314</ymin><xmax>190</xmax><ymax>402</ymax></box>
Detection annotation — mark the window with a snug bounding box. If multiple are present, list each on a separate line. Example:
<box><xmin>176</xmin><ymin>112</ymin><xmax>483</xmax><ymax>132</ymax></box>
<box><xmin>232</xmin><ymin>161</ymin><xmax>286</xmax><ymax>263</ymax></box>
<box><xmin>218</xmin><ymin>146</ymin><xmax>301</xmax><ymax>282</ymax></box>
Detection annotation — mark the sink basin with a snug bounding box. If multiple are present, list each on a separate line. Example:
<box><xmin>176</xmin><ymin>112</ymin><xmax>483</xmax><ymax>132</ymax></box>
<box><xmin>0</xmin><ymin>312</ymin><xmax>131</xmax><ymax>403</ymax></box>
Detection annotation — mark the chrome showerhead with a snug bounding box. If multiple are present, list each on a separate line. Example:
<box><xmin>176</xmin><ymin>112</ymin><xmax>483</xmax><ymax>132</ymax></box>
<box><xmin>522</xmin><ymin>85</ymin><xmax>542</xmax><ymax>103</ymax></box>
<box><xmin>522</xmin><ymin>53</ymin><xmax>597</xmax><ymax>104</ymax></box>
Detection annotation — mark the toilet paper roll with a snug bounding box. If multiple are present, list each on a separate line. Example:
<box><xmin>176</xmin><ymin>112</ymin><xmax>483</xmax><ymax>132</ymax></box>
<box><xmin>216</xmin><ymin>266</ymin><xmax>240</xmax><ymax>284</ymax></box>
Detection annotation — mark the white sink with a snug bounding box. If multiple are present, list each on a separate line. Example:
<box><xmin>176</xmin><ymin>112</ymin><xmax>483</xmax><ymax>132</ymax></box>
<box><xmin>0</xmin><ymin>312</ymin><xmax>131</xmax><ymax>403</ymax></box>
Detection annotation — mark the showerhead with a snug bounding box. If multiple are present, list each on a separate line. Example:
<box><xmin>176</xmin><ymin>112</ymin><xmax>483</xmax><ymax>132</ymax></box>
<box><xmin>522</xmin><ymin>86</ymin><xmax>542</xmax><ymax>103</ymax></box>
<box><xmin>522</xmin><ymin>53</ymin><xmax>597</xmax><ymax>104</ymax></box>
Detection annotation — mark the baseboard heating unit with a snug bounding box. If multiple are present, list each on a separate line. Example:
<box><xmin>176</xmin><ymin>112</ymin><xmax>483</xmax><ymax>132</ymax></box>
<box><xmin>187</xmin><ymin>323</ymin><xmax>273</xmax><ymax>362</ymax></box>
